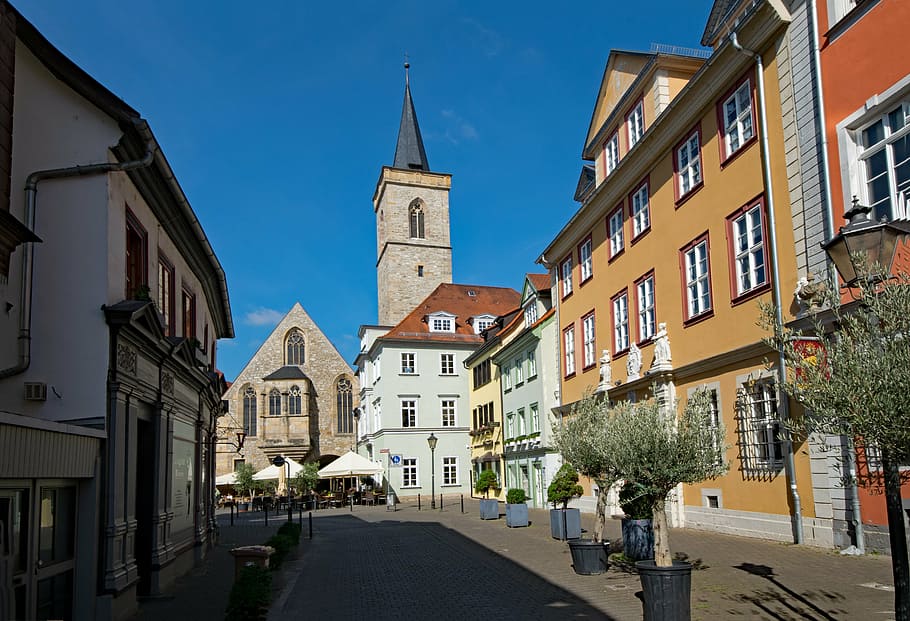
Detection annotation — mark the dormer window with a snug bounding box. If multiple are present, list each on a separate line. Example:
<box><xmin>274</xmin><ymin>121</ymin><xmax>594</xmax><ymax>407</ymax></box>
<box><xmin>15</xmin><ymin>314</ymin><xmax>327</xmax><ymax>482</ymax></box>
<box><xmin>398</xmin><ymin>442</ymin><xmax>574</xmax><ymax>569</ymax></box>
<box><xmin>473</xmin><ymin>314</ymin><xmax>496</xmax><ymax>334</ymax></box>
<box><xmin>429</xmin><ymin>311</ymin><xmax>456</xmax><ymax>333</ymax></box>
<box><xmin>524</xmin><ymin>302</ymin><xmax>538</xmax><ymax>326</ymax></box>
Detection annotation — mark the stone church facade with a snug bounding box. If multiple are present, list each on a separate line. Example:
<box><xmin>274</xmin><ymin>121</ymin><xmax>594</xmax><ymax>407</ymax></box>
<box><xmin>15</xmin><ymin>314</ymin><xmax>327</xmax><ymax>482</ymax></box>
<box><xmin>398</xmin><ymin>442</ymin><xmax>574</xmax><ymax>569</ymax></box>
<box><xmin>216</xmin><ymin>303</ymin><xmax>359</xmax><ymax>475</ymax></box>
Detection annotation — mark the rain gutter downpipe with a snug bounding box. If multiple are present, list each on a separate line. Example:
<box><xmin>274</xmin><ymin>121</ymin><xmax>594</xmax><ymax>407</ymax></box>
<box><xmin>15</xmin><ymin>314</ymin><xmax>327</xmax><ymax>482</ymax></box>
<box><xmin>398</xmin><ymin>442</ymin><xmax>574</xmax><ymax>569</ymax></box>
<box><xmin>808</xmin><ymin>0</ymin><xmax>864</xmax><ymax>554</ymax></box>
<box><xmin>0</xmin><ymin>130</ymin><xmax>154</xmax><ymax>379</ymax></box>
<box><xmin>730</xmin><ymin>31</ymin><xmax>804</xmax><ymax>545</ymax></box>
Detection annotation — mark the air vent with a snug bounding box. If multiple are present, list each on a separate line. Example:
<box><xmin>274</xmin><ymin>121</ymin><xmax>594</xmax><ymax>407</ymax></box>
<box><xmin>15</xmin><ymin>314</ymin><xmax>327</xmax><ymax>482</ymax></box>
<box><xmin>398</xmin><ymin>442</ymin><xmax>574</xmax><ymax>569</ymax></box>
<box><xmin>24</xmin><ymin>382</ymin><xmax>47</xmax><ymax>401</ymax></box>
<box><xmin>467</xmin><ymin>290</ymin><xmax>476</xmax><ymax>297</ymax></box>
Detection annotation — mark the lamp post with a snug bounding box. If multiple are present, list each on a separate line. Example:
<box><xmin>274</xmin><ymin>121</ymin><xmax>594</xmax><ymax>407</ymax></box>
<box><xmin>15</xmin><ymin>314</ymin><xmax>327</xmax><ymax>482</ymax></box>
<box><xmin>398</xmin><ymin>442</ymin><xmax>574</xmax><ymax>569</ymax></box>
<box><xmin>427</xmin><ymin>433</ymin><xmax>438</xmax><ymax>510</ymax></box>
<box><xmin>823</xmin><ymin>198</ymin><xmax>910</xmax><ymax>619</ymax></box>
<box><xmin>353</xmin><ymin>407</ymin><xmax>361</xmax><ymax>453</ymax></box>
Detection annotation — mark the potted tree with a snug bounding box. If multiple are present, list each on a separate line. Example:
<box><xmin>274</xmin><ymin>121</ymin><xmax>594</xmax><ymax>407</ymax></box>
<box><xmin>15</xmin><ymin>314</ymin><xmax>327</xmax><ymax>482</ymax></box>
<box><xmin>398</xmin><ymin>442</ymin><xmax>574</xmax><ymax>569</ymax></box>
<box><xmin>475</xmin><ymin>469</ymin><xmax>500</xmax><ymax>520</ymax></box>
<box><xmin>602</xmin><ymin>390</ymin><xmax>727</xmax><ymax>620</ymax></box>
<box><xmin>619</xmin><ymin>481</ymin><xmax>655</xmax><ymax>561</ymax></box>
<box><xmin>292</xmin><ymin>462</ymin><xmax>320</xmax><ymax>509</ymax></box>
<box><xmin>551</xmin><ymin>394</ymin><xmax>619</xmax><ymax>573</ymax></box>
<box><xmin>547</xmin><ymin>463</ymin><xmax>583</xmax><ymax>540</ymax></box>
<box><xmin>505</xmin><ymin>488</ymin><xmax>529</xmax><ymax>528</ymax></box>
<box><xmin>234</xmin><ymin>463</ymin><xmax>256</xmax><ymax>513</ymax></box>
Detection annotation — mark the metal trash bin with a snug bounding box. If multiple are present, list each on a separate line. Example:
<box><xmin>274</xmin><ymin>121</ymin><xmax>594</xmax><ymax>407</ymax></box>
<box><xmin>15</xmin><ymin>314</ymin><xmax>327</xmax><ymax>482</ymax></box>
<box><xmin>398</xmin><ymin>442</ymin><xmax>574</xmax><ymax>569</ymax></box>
<box><xmin>229</xmin><ymin>545</ymin><xmax>275</xmax><ymax>581</ymax></box>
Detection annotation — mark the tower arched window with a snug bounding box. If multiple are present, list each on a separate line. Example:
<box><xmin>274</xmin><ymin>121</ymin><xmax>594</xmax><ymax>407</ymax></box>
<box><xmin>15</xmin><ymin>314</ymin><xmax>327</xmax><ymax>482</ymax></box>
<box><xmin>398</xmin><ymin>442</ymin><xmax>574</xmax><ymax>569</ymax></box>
<box><xmin>269</xmin><ymin>388</ymin><xmax>281</xmax><ymax>416</ymax></box>
<box><xmin>289</xmin><ymin>385</ymin><xmax>302</xmax><ymax>415</ymax></box>
<box><xmin>243</xmin><ymin>386</ymin><xmax>257</xmax><ymax>436</ymax></box>
<box><xmin>286</xmin><ymin>330</ymin><xmax>305</xmax><ymax>365</ymax></box>
<box><xmin>336</xmin><ymin>378</ymin><xmax>353</xmax><ymax>434</ymax></box>
<box><xmin>409</xmin><ymin>202</ymin><xmax>425</xmax><ymax>239</ymax></box>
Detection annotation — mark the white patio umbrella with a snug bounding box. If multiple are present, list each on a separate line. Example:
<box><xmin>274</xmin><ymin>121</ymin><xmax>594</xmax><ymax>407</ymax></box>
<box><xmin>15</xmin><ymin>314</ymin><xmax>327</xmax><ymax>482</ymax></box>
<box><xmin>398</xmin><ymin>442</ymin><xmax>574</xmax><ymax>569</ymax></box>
<box><xmin>317</xmin><ymin>451</ymin><xmax>383</xmax><ymax>478</ymax></box>
<box><xmin>253</xmin><ymin>456</ymin><xmax>305</xmax><ymax>481</ymax></box>
<box><xmin>215</xmin><ymin>472</ymin><xmax>237</xmax><ymax>486</ymax></box>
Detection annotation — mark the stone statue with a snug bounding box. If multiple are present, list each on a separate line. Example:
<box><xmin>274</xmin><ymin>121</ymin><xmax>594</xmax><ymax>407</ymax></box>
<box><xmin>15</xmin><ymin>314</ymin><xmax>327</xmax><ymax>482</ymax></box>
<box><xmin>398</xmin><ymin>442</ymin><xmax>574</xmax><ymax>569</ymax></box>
<box><xmin>597</xmin><ymin>349</ymin><xmax>611</xmax><ymax>392</ymax></box>
<box><xmin>652</xmin><ymin>322</ymin><xmax>671</xmax><ymax>368</ymax></box>
<box><xmin>626</xmin><ymin>342</ymin><xmax>642</xmax><ymax>381</ymax></box>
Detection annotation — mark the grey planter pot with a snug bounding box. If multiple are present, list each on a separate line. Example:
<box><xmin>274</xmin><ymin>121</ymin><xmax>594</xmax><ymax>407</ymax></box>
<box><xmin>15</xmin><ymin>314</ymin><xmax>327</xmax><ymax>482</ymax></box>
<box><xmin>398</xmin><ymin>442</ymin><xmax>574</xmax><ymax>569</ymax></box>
<box><xmin>636</xmin><ymin>560</ymin><xmax>692</xmax><ymax>621</ymax></box>
<box><xmin>505</xmin><ymin>503</ymin><xmax>528</xmax><ymax>527</ymax></box>
<box><xmin>549</xmin><ymin>508</ymin><xmax>581</xmax><ymax>540</ymax></box>
<box><xmin>568</xmin><ymin>539</ymin><xmax>610</xmax><ymax>575</ymax></box>
<box><xmin>479</xmin><ymin>498</ymin><xmax>500</xmax><ymax>520</ymax></box>
<box><xmin>622</xmin><ymin>518</ymin><xmax>654</xmax><ymax>560</ymax></box>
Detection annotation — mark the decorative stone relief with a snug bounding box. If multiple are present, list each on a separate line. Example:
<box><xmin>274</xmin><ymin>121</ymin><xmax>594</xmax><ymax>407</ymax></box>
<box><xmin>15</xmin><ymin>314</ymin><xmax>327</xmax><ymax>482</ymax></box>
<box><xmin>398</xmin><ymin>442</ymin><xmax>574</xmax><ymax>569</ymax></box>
<box><xmin>596</xmin><ymin>349</ymin><xmax>611</xmax><ymax>394</ymax></box>
<box><xmin>162</xmin><ymin>372</ymin><xmax>174</xmax><ymax>395</ymax></box>
<box><xmin>651</xmin><ymin>323</ymin><xmax>672</xmax><ymax>371</ymax></box>
<box><xmin>117</xmin><ymin>343</ymin><xmax>137</xmax><ymax>375</ymax></box>
<box><xmin>626</xmin><ymin>342</ymin><xmax>642</xmax><ymax>382</ymax></box>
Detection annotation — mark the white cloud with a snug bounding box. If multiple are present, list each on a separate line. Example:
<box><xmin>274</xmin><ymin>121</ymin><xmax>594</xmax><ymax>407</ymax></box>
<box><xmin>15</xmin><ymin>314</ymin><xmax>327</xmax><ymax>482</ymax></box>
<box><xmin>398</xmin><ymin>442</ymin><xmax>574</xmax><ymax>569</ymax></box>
<box><xmin>440</xmin><ymin>109</ymin><xmax>479</xmax><ymax>145</ymax></box>
<box><xmin>244</xmin><ymin>307</ymin><xmax>285</xmax><ymax>326</ymax></box>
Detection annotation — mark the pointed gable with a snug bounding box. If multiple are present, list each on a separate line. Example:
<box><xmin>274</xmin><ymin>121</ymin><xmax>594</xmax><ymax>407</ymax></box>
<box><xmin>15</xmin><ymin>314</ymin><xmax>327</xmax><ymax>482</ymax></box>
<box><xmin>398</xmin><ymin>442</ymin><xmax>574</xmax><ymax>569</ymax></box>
<box><xmin>521</xmin><ymin>273</ymin><xmax>551</xmax><ymax>305</ymax></box>
<box><xmin>583</xmin><ymin>50</ymin><xmax>653</xmax><ymax>158</ymax></box>
<box><xmin>393</xmin><ymin>82</ymin><xmax>430</xmax><ymax>171</ymax></box>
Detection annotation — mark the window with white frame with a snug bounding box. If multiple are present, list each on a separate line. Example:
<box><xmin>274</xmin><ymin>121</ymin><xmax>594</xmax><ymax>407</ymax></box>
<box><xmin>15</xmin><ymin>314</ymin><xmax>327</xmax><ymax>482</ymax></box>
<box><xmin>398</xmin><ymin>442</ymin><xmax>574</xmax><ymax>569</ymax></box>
<box><xmin>473</xmin><ymin>315</ymin><xmax>496</xmax><ymax>334</ymax></box>
<box><xmin>506</xmin><ymin>412</ymin><xmax>515</xmax><ymax>439</ymax></box>
<box><xmin>400</xmin><ymin>352</ymin><xmax>416</xmax><ymax>374</ymax></box>
<box><xmin>736</xmin><ymin>380</ymin><xmax>783</xmax><ymax>474</ymax></box>
<box><xmin>401</xmin><ymin>399</ymin><xmax>417</xmax><ymax>427</ymax></box>
<box><xmin>677</xmin><ymin>131</ymin><xmax>702</xmax><ymax>195</ymax></box>
<box><xmin>627</xmin><ymin>101</ymin><xmax>644</xmax><ymax>148</ymax></box>
<box><xmin>561</xmin><ymin>257</ymin><xmax>573</xmax><ymax>297</ymax></box>
<box><xmin>608</xmin><ymin>206</ymin><xmax>624</xmax><ymax>257</ymax></box>
<box><xmin>527</xmin><ymin>350</ymin><xmax>537</xmax><ymax>378</ymax></box>
<box><xmin>582</xmin><ymin>313</ymin><xmax>596</xmax><ymax>368</ymax></box>
<box><xmin>530</xmin><ymin>403</ymin><xmax>540</xmax><ymax>433</ymax></box>
<box><xmin>706</xmin><ymin>389</ymin><xmax>724</xmax><ymax>465</ymax></box>
<box><xmin>579</xmin><ymin>237</ymin><xmax>593</xmax><ymax>282</ymax></box>
<box><xmin>441</xmin><ymin>399</ymin><xmax>456</xmax><ymax>427</ymax></box>
<box><xmin>722</xmin><ymin>81</ymin><xmax>754</xmax><ymax>157</ymax></box>
<box><xmin>604</xmin><ymin>132</ymin><xmax>619</xmax><ymax>175</ymax></box>
<box><xmin>442</xmin><ymin>457</ymin><xmax>458</xmax><ymax>485</ymax></box>
<box><xmin>631</xmin><ymin>183</ymin><xmax>650</xmax><ymax>237</ymax></box>
<box><xmin>514</xmin><ymin>357</ymin><xmax>523</xmax><ymax>385</ymax></box>
<box><xmin>684</xmin><ymin>238</ymin><xmax>712</xmax><ymax>319</ymax></box>
<box><xmin>517</xmin><ymin>408</ymin><xmax>526</xmax><ymax>436</ymax></box>
<box><xmin>503</xmin><ymin>362</ymin><xmax>512</xmax><ymax>390</ymax></box>
<box><xmin>440</xmin><ymin>353</ymin><xmax>455</xmax><ymax>375</ymax></box>
<box><xmin>402</xmin><ymin>458</ymin><xmax>418</xmax><ymax>487</ymax></box>
<box><xmin>524</xmin><ymin>302</ymin><xmax>538</xmax><ymax>326</ymax></box>
<box><xmin>857</xmin><ymin>101</ymin><xmax>910</xmax><ymax>221</ymax></box>
<box><xmin>731</xmin><ymin>204</ymin><xmax>767</xmax><ymax>296</ymax></box>
<box><xmin>430</xmin><ymin>313</ymin><xmax>455</xmax><ymax>332</ymax></box>
<box><xmin>563</xmin><ymin>325</ymin><xmax>576</xmax><ymax>375</ymax></box>
<box><xmin>613</xmin><ymin>292</ymin><xmax>629</xmax><ymax>352</ymax></box>
<box><xmin>827</xmin><ymin>0</ymin><xmax>863</xmax><ymax>25</ymax></box>
<box><xmin>636</xmin><ymin>275</ymin><xmax>656</xmax><ymax>341</ymax></box>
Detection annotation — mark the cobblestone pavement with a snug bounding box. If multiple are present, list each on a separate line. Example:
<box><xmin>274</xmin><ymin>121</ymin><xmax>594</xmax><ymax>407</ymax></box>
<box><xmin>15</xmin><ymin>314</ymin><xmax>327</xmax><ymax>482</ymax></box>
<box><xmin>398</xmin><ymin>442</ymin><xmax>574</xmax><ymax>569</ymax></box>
<box><xmin>269</xmin><ymin>498</ymin><xmax>897</xmax><ymax>621</ymax></box>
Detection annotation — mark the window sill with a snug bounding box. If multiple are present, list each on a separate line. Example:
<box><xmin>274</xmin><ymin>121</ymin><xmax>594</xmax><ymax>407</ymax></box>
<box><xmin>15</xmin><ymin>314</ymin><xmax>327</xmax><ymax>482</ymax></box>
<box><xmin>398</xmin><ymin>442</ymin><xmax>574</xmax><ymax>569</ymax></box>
<box><xmin>440</xmin><ymin>484</ymin><xmax>460</xmax><ymax>488</ymax></box>
<box><xmin>399</xmin><ymin>373</ymin><xmax>419</xmax><ymax>377</ymax></box>
<box><xmin>563</xmin><ymin>371</ymin><xmax>576</xmax><ymax>380</ymax></box>
<box><xmin>579</xmin><ymin>275</ymin><xmax>594</xmax><ymax>288</ymax></box>
<box><xmin>682</xmin><ymin>309</ymin><xmax>715</xmax><ymax>328</ymax></box>
<box><xmin>439</xmin><ymin>373</ymin><xmax>457</xmax><ymax>377</ymax></box>
<box><xmin>720</xmin><ymin>135</ymin><xmax>757</xmax><ymax>169</ymax></box>
<box><xmin>730</xmin><ymin>282</ymin><xmax>770</xmax><ymax>308</ymax></box>
<box><xmin>613</xmin><ymin>348</ymin><xmax>629</xmax><ymax>359</ymax></box>
<box><xmin>675</xmin><ymin>181</ymin><xmax>704</xmax><ymax>209</ymax></box>
<box><xmin>630</xmin><ymin>226</ymin><xmax>651</xmax><ymax>246</ymax></box>
<box><xmin>582</xmin><ymin>363</ymin><xmax>597</xmax><ymax>373</ymax></box>
<box><xmin>561</xmin><ymin>291</ymin><xmax>574</xmax><ymax>302</ymax></box>
<box><xmin>608</xmin><ymin>248</ymin><xmax>625</xmax><ymax>264</ymax></box>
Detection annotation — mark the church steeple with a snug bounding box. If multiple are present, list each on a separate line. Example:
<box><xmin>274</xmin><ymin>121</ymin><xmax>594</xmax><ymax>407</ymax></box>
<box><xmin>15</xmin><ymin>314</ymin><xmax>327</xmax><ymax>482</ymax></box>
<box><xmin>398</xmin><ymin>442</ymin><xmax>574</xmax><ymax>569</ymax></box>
<box><xmin>393</xmin><ymin>63</ymin><xmax>430</xmax><ymax>171</ymax></box>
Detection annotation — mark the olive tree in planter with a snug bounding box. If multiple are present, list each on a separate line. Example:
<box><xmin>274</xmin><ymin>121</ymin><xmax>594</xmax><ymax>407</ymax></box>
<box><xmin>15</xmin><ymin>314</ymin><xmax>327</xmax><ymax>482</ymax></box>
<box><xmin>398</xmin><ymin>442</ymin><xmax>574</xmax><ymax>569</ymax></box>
<box><xmin>234</xmin><ymin>463</ymin><xmax>256</xmax><ymax>512</ymax></box>
<box><xmin>601</xmin><ymin>391</ymin><xmax>727</xmax><ymax>620</ymax></box>
<box><xmin>546</xmin><ymin>463</ymin><xmax>583</xmax><ymax>540</ymax></box>
<box><xmin>505</xmin><ymin>488</ymin><xmax>529</xmax><ymax>527</ymax></box>
<box><xmin>475</xmin><ymin>469</ymin><xmax>500</xmax><ymax>520</ymax></box>
<box><xmin>619</xmin><ymin>481</ymin><xmax>655</xmax><ymax>561</ymax></box>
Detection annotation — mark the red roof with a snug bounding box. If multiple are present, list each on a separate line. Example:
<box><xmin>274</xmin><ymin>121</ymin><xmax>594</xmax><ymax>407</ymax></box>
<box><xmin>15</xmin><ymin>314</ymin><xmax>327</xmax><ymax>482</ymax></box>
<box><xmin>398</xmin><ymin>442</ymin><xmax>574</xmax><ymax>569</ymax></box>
<box><xmin>382</xmin><ymin>283</ymin><xmax>520</xmax><ymax>344</ymax></box>
<box><xmin>527</xmin><ymin>273</ymin><xmax>550</xmax><ymax>292</ymax></box>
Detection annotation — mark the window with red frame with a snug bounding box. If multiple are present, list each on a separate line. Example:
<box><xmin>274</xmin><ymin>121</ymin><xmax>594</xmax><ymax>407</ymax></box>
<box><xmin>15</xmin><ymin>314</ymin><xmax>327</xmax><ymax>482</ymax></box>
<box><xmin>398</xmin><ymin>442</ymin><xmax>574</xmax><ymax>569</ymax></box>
<box><xmin>125</xmin><ymin>212</ymin><xmax>147</xmax><ymax>299</ymax></box>
<box><xmin>681</xmin><ymin>235</ymin><xmax>712</xmax><ymax>320</ymax></box>
<box><xmin>604</xmin><ymin>132</ymin><xmax>619</xmax><ymax>176</ymax></box>
<box><xmin>578</xmin><ymin>237</ymin><xmax>593</xmax><ymax>283</ymax></box>
<box><xmin>563</xmin><ymin>325</ymin><xmax>576</xmax><ymax>376</ymax></box>
<box><xmin>635</xmin><ymin>273</ymin><xmax>656</xmax><ymax>342</ymax></box>
<box><xmin>608</xmin><ymin>204</ymin><xmax>624</xmax><ymax>258</ymax></box>
<box><xmin>630</xmin><ymin>182</ymin><xmax>650</xmax><ymax>238</ymax></box>
<box><xmin>560</xmin><ymin>256</ymin><xmax>573</xmax><ymax>298</ymax></box>
<box><xmin>729</xmin><ymin>202</ymin><xmax>767</xmax><ymax>298</ymax></box>
<box><xmin>182</xmin><ymin>287</ymin><xmax>196</xmax><ymax>339</ymax></box>
<box><xmin>627</xmin><ymin>101</ymin><xmax>644</xmax><ymax>149</ymax></box>
<box><xmin>582</xmin><ymin>312</ymin><xmax>596</xmax><ymax>369</ymax></box>
<box><xmin>720</xmin><ymin>80</ymin><xmax>754</xmax><ymax>159</ymax></box>
<box><xmin>612</xmin><ymin>291</ymin><xmax>629</xmax><ymax>353</ymax></box>
<box><xmin>676</xmin><ymin>129</ymin><xmax>702</xmax><ymax>197</ymax></box>
<box><xmin>157</xmin><ymin>254</ymin><xmax>175</xmax><ymax>335</ymax></box>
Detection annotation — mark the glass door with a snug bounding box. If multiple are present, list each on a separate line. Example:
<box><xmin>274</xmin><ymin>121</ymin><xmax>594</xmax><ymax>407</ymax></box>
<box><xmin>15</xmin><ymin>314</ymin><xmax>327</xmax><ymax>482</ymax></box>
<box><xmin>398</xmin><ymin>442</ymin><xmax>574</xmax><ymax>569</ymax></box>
<box><xmin>0</xmin><ymin>488</ymin><xmax>29</xmax><ymax>620</ymax></box>
<box><xmin>33</xmin><ymin>485</ymin><xmax>75</xmax><ymax>621</ymax></box>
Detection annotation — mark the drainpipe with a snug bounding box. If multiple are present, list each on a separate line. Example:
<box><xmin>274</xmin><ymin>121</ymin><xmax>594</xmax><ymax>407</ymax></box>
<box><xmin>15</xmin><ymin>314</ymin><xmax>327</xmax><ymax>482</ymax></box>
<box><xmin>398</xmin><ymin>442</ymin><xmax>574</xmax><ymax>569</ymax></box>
<box><xmin>807</xmin><ymin>0</ymin><xmax>864</xmax><ymax>553</ymax></box>
<box><xmin>730</xmin><ymin>32</ymin><xmax>804</xmax><ymax>545</ymax></box>
<box><xmin>0</xmin><ymin>128</ymin><xmax>154</xmax><ymax>379</ymax></box>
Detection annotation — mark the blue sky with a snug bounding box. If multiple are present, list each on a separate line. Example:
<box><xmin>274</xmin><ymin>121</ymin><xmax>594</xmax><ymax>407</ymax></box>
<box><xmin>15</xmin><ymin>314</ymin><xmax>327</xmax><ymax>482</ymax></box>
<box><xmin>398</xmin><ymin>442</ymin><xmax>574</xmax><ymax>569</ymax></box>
<box><xmin>16</xmin><ymin>1</ymin><xmax>713</xmax><ymax>381</ymax></box>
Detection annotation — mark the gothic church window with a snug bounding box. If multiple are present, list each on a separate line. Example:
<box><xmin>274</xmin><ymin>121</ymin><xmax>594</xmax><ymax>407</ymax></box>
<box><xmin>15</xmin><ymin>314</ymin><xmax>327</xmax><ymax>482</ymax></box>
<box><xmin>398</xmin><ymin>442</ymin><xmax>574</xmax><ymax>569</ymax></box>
<box><xmin>243</xmin><ymin>386</ymin><xmax>257</xmax><ymax>436</ymax></box>
<box><xmin>286</xmin><ymin>329</ymin><xmax>305</xmax><ymax>365</ymax></box>
<box><xmin>337</xmin><ymin>377</ymin><xmax>353</xmax><ymax>434</ymax></box>
<box><xmin>269</xmin><ymin>388</ymin><xmax>281</xmax><ymax>415</ymax></box>
<box><xmin>289</xmin><ymin>385</ymin><xmax>302</xmax><ymax>415</ymax></box>
<box><xmin>409</xmin><ymin>201</ymin><xmax>425</xmax><ymax>239</ymax></box>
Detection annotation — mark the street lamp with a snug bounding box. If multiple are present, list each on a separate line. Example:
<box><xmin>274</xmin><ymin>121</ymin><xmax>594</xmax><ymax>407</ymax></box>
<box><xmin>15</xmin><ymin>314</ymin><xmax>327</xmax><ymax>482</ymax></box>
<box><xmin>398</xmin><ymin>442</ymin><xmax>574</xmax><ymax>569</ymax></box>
<box><xmin>427</xmin><ymin>433</ymin><xmax>438</xmax><ymax>510</ymax></box>
<box><xmin>352</xmin><ymin>407</ymin><xmax>361</xmax><ymax>452</ymax></box>
<box><xmin>235</xmin><ymin>430</ymin><xmax>246</xmax><ymax>452</ymax></box>
<box><xmin>823</xmin><ymin>197</ymin><xmax>910</xmax><ymax>289</ymax></box>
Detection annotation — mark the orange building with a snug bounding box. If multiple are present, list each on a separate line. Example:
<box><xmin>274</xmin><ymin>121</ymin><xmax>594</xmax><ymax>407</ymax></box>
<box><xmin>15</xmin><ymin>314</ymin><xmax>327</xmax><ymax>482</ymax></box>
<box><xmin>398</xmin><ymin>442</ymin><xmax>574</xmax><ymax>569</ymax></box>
<box><xmin>542</xmin><ymin>1</ymin><xmax>836</xmax><ymax>545</ymax></box>
<box><xmin>817</xmin><ymin>0</ymin><xmax>910</xmax><ymax>552</ymax></box>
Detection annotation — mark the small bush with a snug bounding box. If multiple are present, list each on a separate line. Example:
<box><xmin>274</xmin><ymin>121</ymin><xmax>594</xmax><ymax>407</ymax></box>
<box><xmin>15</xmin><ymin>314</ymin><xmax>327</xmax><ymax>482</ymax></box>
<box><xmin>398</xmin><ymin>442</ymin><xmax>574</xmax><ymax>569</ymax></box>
<box><xmin>619</xmin><ymin>481</ymin><xmax>655</xmax><ymax>520</ymax></box>
<box><xmin>474</xmin><ymin>469</ymin><xmax>499</xmax><ymax>498</ymax></box>
<box><xmin>225</xmin><ymin>564</ymin><xmax>271</xmax><ymax>621</ymax></box>
<box><xmin>264</xmin><ymin>534</ymin><xmax>294</xmax><ymax>570</ymax></box>
<box><xmin>506</xmin><ymin>488</ymin><xmax>527</xmax><ymax>504</ymax></box>
<box><xmin>277</xmin><ymin>521</ymin><xmax>301</xmax><ymax>545</ymax></box>
<box><xmin>547</xmin><ymin>463</ymin><xmax>583</xmax><ymax>509</ymax></box>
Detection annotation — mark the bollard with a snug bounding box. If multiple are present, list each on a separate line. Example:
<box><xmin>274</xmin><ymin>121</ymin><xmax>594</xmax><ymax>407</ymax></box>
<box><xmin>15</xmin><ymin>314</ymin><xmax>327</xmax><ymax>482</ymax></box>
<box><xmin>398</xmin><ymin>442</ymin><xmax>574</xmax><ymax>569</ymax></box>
<box><xmin>308</xmin><ymin>511</ymin><xmax>313</xmax><ymax>539</ymax></box>
<box><xmin>230</xmin><ymin>502</ymin><xmax>234</xmax><ymax>526</ymax></box>
<box><xmin>264</xmin><ymin>504</ymin><xmax>269</xmax><ymax>527</ymax></box>
<box><xmin>298</xmin><ymin>506</ymin><xmax>302</xmax><ymax>526</ymax></box>
<box><xmin>350</xmin><ymin>495</ymin><xmax>354</xmax><ymax>512</ymax></box>
<box><xmin>461</xmin><ymin>494</ymin><xmax>464</xmax><ymax>514</ymax></box>
<box><xmin>418</xmin><ymin>494</ymin><xmax>421</xmax><ymax>511</ymax></box>
<box><xmin>288</xmin><ymin>502</ymin><xmax>292</xmax><ymax>523</ymax></box>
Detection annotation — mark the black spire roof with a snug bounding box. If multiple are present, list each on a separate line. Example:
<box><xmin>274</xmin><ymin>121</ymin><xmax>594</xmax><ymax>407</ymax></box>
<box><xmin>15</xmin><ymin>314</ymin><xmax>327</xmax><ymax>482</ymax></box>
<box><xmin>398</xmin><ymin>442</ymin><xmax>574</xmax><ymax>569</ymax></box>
<box><xmin>393</xmin><ymin>79</ymin><xmax>430</xmax><ymax>171</ymax></box>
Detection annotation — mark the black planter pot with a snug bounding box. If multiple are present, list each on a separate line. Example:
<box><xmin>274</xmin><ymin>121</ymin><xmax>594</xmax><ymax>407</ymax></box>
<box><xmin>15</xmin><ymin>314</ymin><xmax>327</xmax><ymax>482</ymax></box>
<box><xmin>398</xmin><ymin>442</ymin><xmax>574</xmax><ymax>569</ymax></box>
<box><xmin>635</xmin><ymin>560</ymin><xmax>692</xmax><ymax>621</ymax></box>
<box><xmin>568</xmin><ymin>539</ymin><xmax>610</xmax><ymax>575</ymax></box>
<box><xmin>622</xmin><ymin>518</ymin><xmax>654</xmax><ymax>560</ymax></box>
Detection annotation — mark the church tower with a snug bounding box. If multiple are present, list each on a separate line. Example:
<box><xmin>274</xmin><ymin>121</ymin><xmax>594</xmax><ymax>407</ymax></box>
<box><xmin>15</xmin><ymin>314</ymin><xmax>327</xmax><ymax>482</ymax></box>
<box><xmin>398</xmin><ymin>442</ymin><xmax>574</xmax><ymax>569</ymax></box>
<box><xmin>373</xmin><ymin>65</ymin><xmax>453</xmax><ymax>326</ymax></box>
